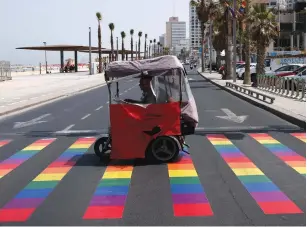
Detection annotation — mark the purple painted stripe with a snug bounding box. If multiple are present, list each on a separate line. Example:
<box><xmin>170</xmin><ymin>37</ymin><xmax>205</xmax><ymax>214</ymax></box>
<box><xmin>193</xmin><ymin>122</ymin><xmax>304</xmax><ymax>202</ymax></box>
<box><xmin>4</xmin><ymin>198</ymin><xmax>44</xmax><ymax>208</ymax></box>
<box><xmin>172</xmin><ymin>193</ymin><xmax>209</xmax><ymax>204</ymax></box>
<box><xmin>89</xmin><ymin>195</ymin><xmax>126</xmax><ymax>206</ymax></box>
<box><xmin>1</xmin><ymin>159</ymin><xmax>24</xmax><ymax>165</ymax></box>
<box><xmin>251</xmin><ymin>191</ymin><xmax>289</xmax><ymax>202</ymax></box>
<box><xmin>220</xmin><ymin>152</ymin><xmax>245</xmax><ymax>158</ymax></box>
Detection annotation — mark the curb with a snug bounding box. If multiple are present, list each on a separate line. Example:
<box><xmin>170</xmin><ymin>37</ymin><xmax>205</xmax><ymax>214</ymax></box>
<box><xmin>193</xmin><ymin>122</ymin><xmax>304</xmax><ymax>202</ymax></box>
<box><xmin>0</xmin><ymin>83</ymin><xmax>105</xmax><ymax>117</ymax></box>
<box><xmin>197</xmin><ymin>71</ymin><xmax>306</xmax><ymax>130</ymax></box>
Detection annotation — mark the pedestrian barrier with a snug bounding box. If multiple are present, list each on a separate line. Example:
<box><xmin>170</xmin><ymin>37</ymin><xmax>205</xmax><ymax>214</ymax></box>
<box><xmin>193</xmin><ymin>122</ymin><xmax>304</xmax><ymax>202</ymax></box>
<box><xmin>225</xmin><ymin>82</ymin><xmax>275</xmax><ymax>104</ymax></box>
<box><xmin>0</xmin><ymin>61</ymin><xmax>12</xmax><ymax>82</ymax></box>
<box><xmin>257</xmin><ymin>75</ymin><xmax>306</xmax><ymax>102</ymax></box>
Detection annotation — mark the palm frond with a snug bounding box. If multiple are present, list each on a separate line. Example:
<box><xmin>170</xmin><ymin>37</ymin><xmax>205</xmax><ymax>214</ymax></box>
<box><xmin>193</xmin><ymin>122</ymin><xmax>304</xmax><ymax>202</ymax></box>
<box><xmin>121</xmin><ymin>31</ymin><xmax>126</xmax><ymax>39</ymax></box>
<box><xmin>96</xmin><ymin>12</ymin><xmax>102</xmax><ymax>21</ymax></box>
<box><xmin>130</xmin><ymin>29</ymin><xmax>134</xmax><ymax>35</ymax></box>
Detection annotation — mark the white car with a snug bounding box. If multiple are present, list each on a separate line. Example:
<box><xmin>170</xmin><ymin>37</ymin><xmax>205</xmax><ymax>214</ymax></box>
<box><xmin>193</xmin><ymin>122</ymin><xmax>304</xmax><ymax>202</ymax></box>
<box><xmin>265</xmin><ymin>64</ymin><xmax>304</xmax><ymax>76</ymax></box>
<box><xmin>236</xmin><ymin>63</ymin><xmax>257</xmax><ymax>79</ymax></box>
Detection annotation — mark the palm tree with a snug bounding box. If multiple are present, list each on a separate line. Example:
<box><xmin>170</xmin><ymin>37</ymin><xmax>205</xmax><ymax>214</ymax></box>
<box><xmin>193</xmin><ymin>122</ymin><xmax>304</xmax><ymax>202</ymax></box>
<box><xmin>109</xmin><ymin>23</ymin><xmax>115</xmax><ymax>61</ymax></box>
<box><xmin>121</xmin><ymin>31</ymin><xmax>126</xmax><ymax>61</ymax></box>
<box><xmin>153</xmin><ymin>39</ymin><xmax>156</xmax><ymax>56</ymax></box>
<box><xmin>144</xmin><ymin>34</ymin><xmax>148</xmax><ymax>59</ymax></box>
<box><xmin>243</xmin><ymin>0</ymin><xmax>252</xmax><ymax>85</ymax></box>
<box><xmin>96</xmin><ymin>12</ymin><xmax>102</xmax><ymax>73</ymax></box>
<box><xmin>212</xmin><ymin>22</ymin><xmax>226</xmax><ymax>70</ymax></box>
<box><xmin>149</xmin><ymin>40</ymin><xmax>152</xmax><ymax>58</ymax></box>
<box><xmin>249</xmin><ymin>4</ymin><xmax>278</xmax><ymax>75</ymax></box>
<box><xmin>130</xmin><ymin>29</ymin><xmax>134</xmax><ymax>60</ymax></box>
<box><xmin>138</xmin><ymin>31</ymin><xmax>142</xmax><ymax>59</ymax></box>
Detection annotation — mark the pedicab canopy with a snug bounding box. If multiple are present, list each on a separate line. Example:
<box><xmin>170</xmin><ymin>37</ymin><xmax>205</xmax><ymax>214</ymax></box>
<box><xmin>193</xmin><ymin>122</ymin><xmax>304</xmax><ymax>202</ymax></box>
<box><xmin>105</xmin><ymin>55</ymin><xmax>184</xmax><ymax>78</ymax></box>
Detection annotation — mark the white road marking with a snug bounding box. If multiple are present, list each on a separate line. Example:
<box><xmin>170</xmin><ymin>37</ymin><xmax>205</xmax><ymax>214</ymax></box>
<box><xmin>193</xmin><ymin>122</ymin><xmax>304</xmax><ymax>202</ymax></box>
<box><xmin>119</xmin><ymin>93</ymin><xmax>123</xmax><ymax>95</ymax></box>
<box><xmin>62</xmin><ymin>124</ymin><xmax>75</xmax><ymax>131</ymax></box>
<box><xmin>95</xmin><ymin>106</ymin><xmax>103</xmax><ymax>111</ymax></box>
<box><xmin>81</xmin><ymin>114</ymin><xmax>91</xmax><ymax>120</ymax></box>
<box><xmin>106</xmin><ymin>101</ymin><xmax>109</xmax><ymax>104</ymax></box>
<box><xmin>30</xmin><ymin>97</ymin><xmax>39</xmax><ymax>100</ymax></box>
<box><xmin>13</xmin><ymin>113</ymin><xmax>51</xmax><ymax>129</ymax></box>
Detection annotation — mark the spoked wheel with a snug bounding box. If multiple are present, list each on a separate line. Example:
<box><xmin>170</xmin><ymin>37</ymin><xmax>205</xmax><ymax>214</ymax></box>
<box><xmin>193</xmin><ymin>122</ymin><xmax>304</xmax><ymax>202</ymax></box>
<box><xmin>94</xmin><ymin>137</ymin><xmax>111</xmax><ymax>158</ymax></box>
<box><xmin>149</xmin><ymin>136</ymin><xmax>179</xmax><ymax>163</ymax></box>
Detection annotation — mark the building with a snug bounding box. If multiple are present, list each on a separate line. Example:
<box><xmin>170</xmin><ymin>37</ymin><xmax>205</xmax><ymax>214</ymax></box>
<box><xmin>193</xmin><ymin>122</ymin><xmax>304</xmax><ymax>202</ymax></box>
<box><xmin>189</xmin><ymin>4</ymin><xmax>201</xmax><ymax>51</ymax></box>
<box><xmin>159</xmin><ymin>34</ymin><xmax>165</xmax><ymax>47</ymax></box>
<box><xmin>174</xmin><ymin>38</ymin><xmax>190</xmax><ymax>56</ymax></box>
<box><xmin>267</xmin><ymin>0</ymin><xmax>306</xmax><ymax>51</ymax></box>
<box><xmin>165</xmin><ymin>17</ymin><xmax>186</xmax><ymax>50</ymax></box>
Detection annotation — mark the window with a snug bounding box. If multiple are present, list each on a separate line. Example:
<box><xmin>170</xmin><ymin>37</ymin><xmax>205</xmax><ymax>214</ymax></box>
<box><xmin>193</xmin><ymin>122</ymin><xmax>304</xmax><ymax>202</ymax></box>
<box><xmin>275</xmin><ymin>65</ymin><xmax>290</xmax><ymax>72</ymax></box>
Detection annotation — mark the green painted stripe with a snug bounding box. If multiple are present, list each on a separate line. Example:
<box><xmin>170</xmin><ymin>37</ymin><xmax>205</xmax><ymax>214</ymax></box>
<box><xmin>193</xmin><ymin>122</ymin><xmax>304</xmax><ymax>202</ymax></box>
<box><xmin>25</xmin><ymin>181</ymin><xmax>58</xmax><ymax>189</ymax></box>
<box><xmin>238</xmin><ymin>175</ymin><xmax>271</xmax><ymax>183</ymax></box>
<box><xmin>170</xmin><ymin>177</ymin><xmax>200</xmax><ymax>184</ymax></box>
<box><xmin>99</xmin><ymin>178</ymin><xmax>131</xmax><ymax>186</ymax></box>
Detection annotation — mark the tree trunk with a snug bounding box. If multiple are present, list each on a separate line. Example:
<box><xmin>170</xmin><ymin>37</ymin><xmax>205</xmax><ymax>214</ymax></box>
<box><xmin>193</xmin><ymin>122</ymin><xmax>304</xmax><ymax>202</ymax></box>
<box><xmin>144</xmin><ymin>40</ymin><xmax>147</xmax><ymax>59</ymax></box>
<box><xmin>243</xmin><ymin>0</ymin><xmax>251</xmax><ymax>85</ymax></box>
<box><xmin>239</xmin><ymin>21</ymin><xmax>243</xmax><ymax>61</ymax></box>
<box><xmin>98</xmin><ymin>24</ymin><xmax>102</xmax><ymax>73</ymax></box>
<box><xmin>111</xmin><ymin>32</ymin><xmax>114</xmax><ymax>62</ymax></box>
<box><xmin>122</xmin><ymin>42</ymin><xmax>124</xmax><ymax>61</ymax></box>
<box><xmin>201</xmin><ymin>22</ymin><xmax>205</xmax><ymax>72</ymax></box>
<box><xmin>216</xmin><ymin>51</ymin><xmax>221</xmax><ymax>69</ymax></box>
<box><xmin>149</xmin><ymin>46</ymin><xmax>151</xmax><ymax>58</ymax></box>
<box><xmin>258</xmin><ymin>41</ymin><xmax>266</xmax><ymax>75</ymax></box>
<box><xmin>226</xmin><ymin>10</ymin><xmax>233</xmax><ymax>80</ymax></box>
<box><xmin>138</xmin><ymin>38</ymin><xmax>141</xmax><ymax>59</ymax></box>
<box><xmin>131</xmin><ymin>38</ymin><xmax>133</xmax><ymax>60</ymax></box>
<box><xmin>256</xmin><ymin>43</ymin><xmax>261</xmax><ymax>74</ymax></box>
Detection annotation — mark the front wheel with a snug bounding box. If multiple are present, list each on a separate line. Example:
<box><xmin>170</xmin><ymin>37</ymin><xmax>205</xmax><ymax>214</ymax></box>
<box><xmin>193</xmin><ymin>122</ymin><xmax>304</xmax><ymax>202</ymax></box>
<box><xmin>148</xmin><ymin>136</ymin><xmax>179</xmax><ymax>163</ymax></box>
<box><xmin>94</xmin><ymin>136</ymin><xmax>111</xmax><ymax>158</ymax></box>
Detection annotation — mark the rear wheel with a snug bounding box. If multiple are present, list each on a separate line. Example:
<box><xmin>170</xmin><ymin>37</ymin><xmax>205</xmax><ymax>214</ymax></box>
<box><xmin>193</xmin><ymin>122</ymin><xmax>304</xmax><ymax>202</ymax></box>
<box><xmin>149</xmin><ymin>136</ymin><xmax>179</xmax><ymax>163</ymax></box>
<box><xmin>94</xmin><ymin>137</ymin><xmax>111</xmax><ymax>158</ymax></box>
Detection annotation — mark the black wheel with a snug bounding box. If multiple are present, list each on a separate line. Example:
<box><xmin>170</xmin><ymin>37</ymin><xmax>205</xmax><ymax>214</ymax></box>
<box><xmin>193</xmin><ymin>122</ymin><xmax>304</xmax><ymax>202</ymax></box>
<box><xmin>94</xmin><ymin>137</ymin><xmax>111</xmax><ymax>158</ymax></box>
<box><xmin>149</xmin><ymin>136</ymin><xmax>179</xmax><ymax>163</ymax></box>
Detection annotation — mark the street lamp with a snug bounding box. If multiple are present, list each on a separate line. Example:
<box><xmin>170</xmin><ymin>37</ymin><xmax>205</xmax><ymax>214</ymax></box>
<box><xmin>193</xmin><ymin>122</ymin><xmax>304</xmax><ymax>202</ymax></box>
<box><xmin>89</xmin><ymin>27</ymin><xmax>92</xmax><ymax>75</ymax></box>
<box><xmin>43</xmin><ymin>42</ymin><xmax>48</xmax><ymax>74</ymax></box>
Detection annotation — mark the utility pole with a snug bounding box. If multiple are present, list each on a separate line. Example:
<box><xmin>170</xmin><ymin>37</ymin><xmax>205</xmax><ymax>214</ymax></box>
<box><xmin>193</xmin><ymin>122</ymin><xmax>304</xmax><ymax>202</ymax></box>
<box><xmin>116</xmin><ymin>37</ymin><xmax>119</xmax><ymax>61</ymax></box>
<box><xmin>233</xmin><ymin>0</ymin><xmax>237</xmax><ymax>82</ymax></box>
<box><xmin>209</xmin><ymin>21</ymin><xmax>213</xmax><ymax>74</ymax></box>
<box><xmin>43</xmin><ymin>42</ymin><xmax>47</xmax><ymax>74</ymax></box>
<box><xmin>89</xmin><ymin>27</ymin><xmax>92</xmax><ymax>75</ymax></box>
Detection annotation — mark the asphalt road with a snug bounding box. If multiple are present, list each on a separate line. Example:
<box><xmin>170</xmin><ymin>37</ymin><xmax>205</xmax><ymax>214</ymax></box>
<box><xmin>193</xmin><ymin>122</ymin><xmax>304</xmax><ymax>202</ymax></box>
<box><xmin>0</xmin><ymin>66</ymin><xmax>305</xmax><ymax>226</ymax></box>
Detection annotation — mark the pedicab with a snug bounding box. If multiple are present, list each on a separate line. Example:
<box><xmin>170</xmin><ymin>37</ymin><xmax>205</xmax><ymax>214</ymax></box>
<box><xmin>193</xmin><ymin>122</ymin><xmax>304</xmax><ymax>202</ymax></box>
<box><xmin>94</xmin><ymin>55</ymin><xmax>199</xmax><ymax>162</ymax></box>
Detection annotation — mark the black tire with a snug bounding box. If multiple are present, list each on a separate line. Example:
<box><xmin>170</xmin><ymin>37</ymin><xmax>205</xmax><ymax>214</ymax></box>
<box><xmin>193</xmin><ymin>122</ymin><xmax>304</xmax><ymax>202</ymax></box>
<box><xmin>147</xmin><ymin>136</ymin><xmax>179</xmax><ymax>163</ymax></box>
<box><xmin>94</xmin><ymin>137</ymin><xmax>111</xmax><ymax>158</ymax></box>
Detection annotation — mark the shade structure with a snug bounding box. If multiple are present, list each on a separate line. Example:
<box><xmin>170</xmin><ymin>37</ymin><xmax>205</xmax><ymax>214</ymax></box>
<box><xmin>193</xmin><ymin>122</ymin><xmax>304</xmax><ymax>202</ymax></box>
<box><xmin>80</xmin><ymin>49</ymin><xmax>142</xmax><ymax>54</ymax></box>
<box><xmin>16</xmin><ymin>45</ymin><xmax>101</xmax><ymax>51</ymax></box>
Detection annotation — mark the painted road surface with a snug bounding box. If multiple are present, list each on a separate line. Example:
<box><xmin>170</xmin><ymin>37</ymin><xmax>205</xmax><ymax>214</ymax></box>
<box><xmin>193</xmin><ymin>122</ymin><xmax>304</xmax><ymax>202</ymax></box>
<box><xmin>0</xmin><ymin>67</ymin><xmax>305</xmax><ymax>225</ymax></box>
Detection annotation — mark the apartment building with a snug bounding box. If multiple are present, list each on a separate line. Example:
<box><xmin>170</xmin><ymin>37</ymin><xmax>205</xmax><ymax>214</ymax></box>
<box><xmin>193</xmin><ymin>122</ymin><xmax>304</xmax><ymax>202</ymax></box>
<box><xmin>165</xmin><ymin>17</ymin><xmax>187</xmax><ymax>50</ymax></box>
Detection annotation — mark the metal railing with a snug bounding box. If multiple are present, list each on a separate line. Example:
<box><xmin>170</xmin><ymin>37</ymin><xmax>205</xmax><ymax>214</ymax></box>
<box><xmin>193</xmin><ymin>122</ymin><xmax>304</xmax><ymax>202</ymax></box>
<box><xmin>0</xmin><ymin>61</ymin><xmax>12</xmax><ymax>82</ymax></box>
<box><xmin>257</xmin><ymin>74</ymin><xmax>306</xmax><ymax>101</ymax></box>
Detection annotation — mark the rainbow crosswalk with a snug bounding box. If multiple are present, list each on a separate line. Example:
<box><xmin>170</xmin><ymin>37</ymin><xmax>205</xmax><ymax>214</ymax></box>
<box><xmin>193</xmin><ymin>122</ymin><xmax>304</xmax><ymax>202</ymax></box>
<box><xmin>0</xmin><ymin>132</ymin><xmax>305</xmax><ymax>223</ymax></box>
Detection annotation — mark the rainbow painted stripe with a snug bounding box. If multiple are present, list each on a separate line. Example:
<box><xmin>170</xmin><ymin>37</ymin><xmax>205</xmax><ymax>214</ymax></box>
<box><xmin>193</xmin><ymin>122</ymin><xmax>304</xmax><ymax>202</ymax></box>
<box><xmin>0</xmin><ymin>138</ymin><xmax>56</xmax><ymax>180</ymax></box>
<box><xmin>249</xmin><ymin>133</ymin><xmax>306</xmax><ymax>176</ymax></box>
<box><xmin>83</xmin><ymin>163</ymin><xmax>133</xmax><ymax>219</ymax></box>
<box><xmin>167</xmin><ymin>151</ymin><xmax>213</xmax><ymax>217</ymax></box>
<box><xmin>291</xmin><ymin>133</ymin><xmax>306</xmax><ymax>143</ymax></box>
<box><xmin>0</xmin><ymin>139</ymin><xmax>11</xmax><ymax>148</ymax></box>
<box><xmin>207</xmin><ymin>134</ymin><xmax>302</xmax><ymax>214</ymax></box>
<box><xmin>0</xmin><ymin>137</ymin><xmax>95</xmax><ymax>223</ymax></box>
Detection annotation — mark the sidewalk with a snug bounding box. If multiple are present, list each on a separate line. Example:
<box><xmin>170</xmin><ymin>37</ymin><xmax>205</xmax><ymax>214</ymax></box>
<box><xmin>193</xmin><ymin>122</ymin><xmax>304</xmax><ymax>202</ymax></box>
<box><xmin>197</xmin><ymin>69</ymin><xmax>306</xmax><ymax>127</ymax></box>
<box><xmin>0</xmin><ymin>72</ymin><xmax>106</xmax><ymax>117</ymax></box>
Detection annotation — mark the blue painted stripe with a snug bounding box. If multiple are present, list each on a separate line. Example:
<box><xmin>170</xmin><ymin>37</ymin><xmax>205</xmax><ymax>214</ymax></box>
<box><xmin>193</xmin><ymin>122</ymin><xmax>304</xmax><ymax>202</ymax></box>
<box><xmin>216</xmin><ymin>147</ymin><xmax>242</xmax><ymax>153</ymax></box>
<box><xmin>171</xmin><ymin>184</ymin><xmax>204</xmax><ymax>194</ymax></box>
<box><xmin>94</xmin><ymin>186</ymin><xmax>129</xmax><ymax>196</ymax></box>
<box><xmin>15</xmin><ymin>188</ymin><xmax>52</xmax><ymax>198</ymax></box>
<box><xmin>243</xmin><ymin>182</ymin><xmax>279</xmax><ymax>192</ymax></box>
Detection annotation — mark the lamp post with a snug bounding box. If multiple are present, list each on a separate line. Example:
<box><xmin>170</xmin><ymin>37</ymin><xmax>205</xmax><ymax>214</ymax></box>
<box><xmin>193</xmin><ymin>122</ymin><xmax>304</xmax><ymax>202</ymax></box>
<box><xmin>116</xmin><ymin>37</ymin><xmax>119</xmax><ymax>61</ymax></box>
<box><xmin>43</xmin><ymin>42</ymin><xmax>47</xmax><ymax>74</ymax></box>
<box><xmin>89</xmin><ymin>27</ymin><xmax>92</xmax><ymax>75</ymax></box>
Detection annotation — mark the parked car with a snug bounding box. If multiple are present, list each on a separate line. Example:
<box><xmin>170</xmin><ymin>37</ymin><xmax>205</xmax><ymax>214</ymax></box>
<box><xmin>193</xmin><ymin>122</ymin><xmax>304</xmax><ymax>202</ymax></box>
<box><xmin>265</xmin><ymin>64</ymin><xmax>304</xmax><ymax>76</ymax></box>
<box><xmin>236</xmin><ymin>63</ymin><xmax>257</xmax><ymax>79</ymax></box>
<box><xmin>273</xmin><ymin>65</ymin><xmax>306</xmax><ymax>77</ymax></box>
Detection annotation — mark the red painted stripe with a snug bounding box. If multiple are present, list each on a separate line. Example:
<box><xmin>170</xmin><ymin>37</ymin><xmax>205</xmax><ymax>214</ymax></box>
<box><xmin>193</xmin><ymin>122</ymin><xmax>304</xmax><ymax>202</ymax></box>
<box><xmin>0</xmin><ymin>208</ymin><xmax>35</xmax><ymax>222</ymax></box>
<box><xmin>83</xmin><ymin>206</ymin><xmax>124</xmax><ymax>219</ymax></box>
<box><xmin>173</xmin><ymin>203</ymin><xmax>213</xmax><ymax>217</ymax></box>
<box><xmin>258</xmin><ymin>201</ymin><xmax>304</xmax><ymax>214</ymax></box>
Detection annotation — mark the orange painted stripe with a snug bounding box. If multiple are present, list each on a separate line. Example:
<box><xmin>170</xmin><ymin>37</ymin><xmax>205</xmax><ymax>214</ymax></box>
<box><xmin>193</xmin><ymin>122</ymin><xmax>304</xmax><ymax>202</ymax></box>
<box><xmin>167</xmin><ymin>163</ymin><xmax>195</xmax><ymax>170</ymax></box>
<box><xmin>228</xmin><ymin>162</ymin><xmax>257</xmax><ymax>168</ymax></box>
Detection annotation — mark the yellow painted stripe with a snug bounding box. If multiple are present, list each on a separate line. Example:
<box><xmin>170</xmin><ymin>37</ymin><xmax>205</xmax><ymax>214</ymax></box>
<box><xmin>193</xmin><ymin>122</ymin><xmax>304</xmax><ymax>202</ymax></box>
<box><xmin>69</xmin><ymin>144</ymin><xmax>93</xmax><ymax>148</ymax></box>
<box><xmin>210</xmin><ymin>140</ymin><xmax>233</xmax><ymax>145</ymax></box>
<box><xmin>232</xmin><ymin>168</ymin><xmax>264</xmax><ymax>176</ymax></box>
<box><xmin>22</xmin><ymin>145</ymin><xmax>50</xmax><ymax>150</ymax></box>
<box><xmin>33</xmin><ymin>173</ymin><xmax>66</xmax><ymax>181</ymax></box>
<box><xmin>292</xmin><ymin>167</ymin><xmax>306</xmax><ymax>174</ymax></box>
<box><xmin>102</xmin><ymin>171</ymin><xmax>132</xmax><ymax>179</ymax></box>
<box><xmin>255</xmin><ymin>140</ymin><xmax>279</xmax><ymax>144</ymax></box>
<box><xmin>168</xmin><ymin>169</ymin><xmax>198</xmax><ymax>177</ymax></box>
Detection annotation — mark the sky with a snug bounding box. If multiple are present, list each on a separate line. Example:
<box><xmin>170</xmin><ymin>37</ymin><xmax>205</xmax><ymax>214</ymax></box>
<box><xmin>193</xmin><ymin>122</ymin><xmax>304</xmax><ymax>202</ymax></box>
<box><xmin>0</xmin><ymin>0</ymin><xmax>190</xmax><ymax>65</ymax></box>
